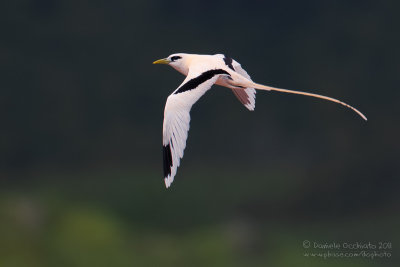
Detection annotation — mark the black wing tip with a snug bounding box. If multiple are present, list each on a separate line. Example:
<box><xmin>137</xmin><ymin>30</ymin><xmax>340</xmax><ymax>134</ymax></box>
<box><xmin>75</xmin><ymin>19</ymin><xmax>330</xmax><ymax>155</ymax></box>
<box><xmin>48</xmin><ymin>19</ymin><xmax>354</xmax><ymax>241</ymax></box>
<box><xmin>163</xmin><ymin>143</ymin><xmax>173</xmax><ymax>178</ymax></box>
<box><xmin>223</xmin><ymin>56</ymin><xmax>235</xmax><ymax>71</ymax></box>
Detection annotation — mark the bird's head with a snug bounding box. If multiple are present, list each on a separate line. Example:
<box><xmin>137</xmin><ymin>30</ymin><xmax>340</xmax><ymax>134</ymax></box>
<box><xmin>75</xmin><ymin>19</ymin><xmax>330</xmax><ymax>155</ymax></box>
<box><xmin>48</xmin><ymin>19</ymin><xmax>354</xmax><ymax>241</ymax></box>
<box><xmin>153</xmin><ymin>53</ymin><xmax>190</xmax><ymax>75</ymax></box>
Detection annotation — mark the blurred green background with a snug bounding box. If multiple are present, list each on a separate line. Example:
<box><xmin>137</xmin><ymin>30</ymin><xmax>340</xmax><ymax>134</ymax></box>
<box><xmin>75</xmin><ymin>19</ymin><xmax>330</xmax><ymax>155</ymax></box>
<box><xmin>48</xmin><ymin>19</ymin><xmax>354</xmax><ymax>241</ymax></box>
<box><xmin>1</xmin><ymin>0</ymin><xmax>399</xmax><ymax>266</ymax></box>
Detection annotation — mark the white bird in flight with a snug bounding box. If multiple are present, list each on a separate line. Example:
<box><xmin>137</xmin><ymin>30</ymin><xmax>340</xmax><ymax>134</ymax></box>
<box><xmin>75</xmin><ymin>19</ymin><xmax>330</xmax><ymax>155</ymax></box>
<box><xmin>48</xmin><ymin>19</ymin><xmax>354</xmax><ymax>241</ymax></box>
<box><xmin>153</xmin><ymin>53</ymin><xmax>367</xmax><ymax>188</ymax></box>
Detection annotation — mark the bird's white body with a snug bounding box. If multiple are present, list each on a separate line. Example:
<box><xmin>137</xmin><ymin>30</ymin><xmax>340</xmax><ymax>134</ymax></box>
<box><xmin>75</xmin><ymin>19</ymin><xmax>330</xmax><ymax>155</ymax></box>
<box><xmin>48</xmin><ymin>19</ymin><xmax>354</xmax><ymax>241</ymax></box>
<box><xmin>154</xmin><ymin>53</ymin><xmax>366</xmax><ymax>188</ymax></box>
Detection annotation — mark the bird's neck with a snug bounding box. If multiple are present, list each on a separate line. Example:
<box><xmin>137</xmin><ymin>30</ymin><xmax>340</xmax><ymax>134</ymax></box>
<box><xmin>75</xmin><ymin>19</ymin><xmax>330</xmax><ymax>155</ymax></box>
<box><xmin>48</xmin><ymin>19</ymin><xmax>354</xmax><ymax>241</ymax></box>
<box><xmin>172</xmin><ymin>56</ymin><xmax>194</xmax><ymax>76</ymax></box>
<box><xmin>172</xmin><ymin>64</ymin><xmax>189</xmax><ymax>76</ymax></box>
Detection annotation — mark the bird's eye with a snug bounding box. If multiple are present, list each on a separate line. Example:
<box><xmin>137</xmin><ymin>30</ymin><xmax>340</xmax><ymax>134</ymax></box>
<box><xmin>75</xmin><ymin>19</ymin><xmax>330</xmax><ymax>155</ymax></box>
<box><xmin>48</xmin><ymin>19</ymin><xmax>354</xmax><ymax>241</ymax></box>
<box><xmin>170</xmin><ymin>56</ymin><xmax>181</xmax><ymax>62</ymax></box>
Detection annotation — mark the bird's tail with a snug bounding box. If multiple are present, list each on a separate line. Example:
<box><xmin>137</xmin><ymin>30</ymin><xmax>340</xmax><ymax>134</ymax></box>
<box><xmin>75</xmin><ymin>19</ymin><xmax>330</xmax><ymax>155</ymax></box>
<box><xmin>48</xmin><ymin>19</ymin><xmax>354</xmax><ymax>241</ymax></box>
<box><xmin>230</xmin><ymin>75</ymin><xmax>367</xmax><ymax>121</ymax></box>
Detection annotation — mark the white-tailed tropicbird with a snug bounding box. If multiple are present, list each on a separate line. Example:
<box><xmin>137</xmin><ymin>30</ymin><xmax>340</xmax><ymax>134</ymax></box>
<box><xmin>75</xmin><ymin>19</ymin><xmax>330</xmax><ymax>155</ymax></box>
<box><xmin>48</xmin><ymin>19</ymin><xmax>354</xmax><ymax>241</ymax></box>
<box><xmin>153</xmin><ymin>53</ymin><xmax>367</xmax><ymax>188</ymax></box>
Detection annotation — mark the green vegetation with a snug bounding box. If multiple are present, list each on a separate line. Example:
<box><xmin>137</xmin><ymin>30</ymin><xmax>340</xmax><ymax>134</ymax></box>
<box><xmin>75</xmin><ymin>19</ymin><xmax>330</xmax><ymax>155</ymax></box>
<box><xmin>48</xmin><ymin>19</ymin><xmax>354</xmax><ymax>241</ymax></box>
<box><xmin>1</xmin><ymin>170</ymin><xmax>397</xmax><ymax>266</ymax></box>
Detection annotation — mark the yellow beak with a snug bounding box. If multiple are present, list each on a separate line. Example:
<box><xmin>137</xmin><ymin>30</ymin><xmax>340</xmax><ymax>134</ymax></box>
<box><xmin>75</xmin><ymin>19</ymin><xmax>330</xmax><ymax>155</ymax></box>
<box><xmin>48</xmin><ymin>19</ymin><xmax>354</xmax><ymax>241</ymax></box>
<box><xmin>153</xmin><ymin>58</ymin><xmax>171</xmax><ymax>64</ymax></box>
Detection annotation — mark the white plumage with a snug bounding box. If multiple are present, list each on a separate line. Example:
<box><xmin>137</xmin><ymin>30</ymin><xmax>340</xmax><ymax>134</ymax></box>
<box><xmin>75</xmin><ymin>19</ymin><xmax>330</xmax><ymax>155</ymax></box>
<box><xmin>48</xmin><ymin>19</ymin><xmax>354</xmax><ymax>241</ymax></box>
<box><xmin>154</xmin><ymin>53</ymin><xmax>367</xmax><ymax>188</ymax></box>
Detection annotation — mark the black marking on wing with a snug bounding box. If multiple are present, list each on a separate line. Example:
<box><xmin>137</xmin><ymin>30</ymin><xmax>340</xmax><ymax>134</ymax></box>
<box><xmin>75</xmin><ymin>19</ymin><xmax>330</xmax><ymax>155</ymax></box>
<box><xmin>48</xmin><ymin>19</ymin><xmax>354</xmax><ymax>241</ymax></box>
<box><xmin>163</xmin><ymin>143</ymin><xmax>173</xmax><ymax>178</ymax></box>
<box><xmin>223</xmin><ymin>56</ymin><xmax>235</xmax><ymax>71</ymax></box>
<box><xmin>174</xmin><ymin>69</ymin><xmax>230</xmax><ymax>94</ymax></box>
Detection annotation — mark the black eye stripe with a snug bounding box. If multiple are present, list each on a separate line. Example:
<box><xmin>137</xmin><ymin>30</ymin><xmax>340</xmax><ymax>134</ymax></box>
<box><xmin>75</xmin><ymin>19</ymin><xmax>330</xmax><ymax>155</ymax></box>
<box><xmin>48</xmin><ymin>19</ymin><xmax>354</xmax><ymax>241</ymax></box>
<box><xmin>170</xmin><ymin>56</ymin><xmax>182</xmax><ymax>61</ymax></box>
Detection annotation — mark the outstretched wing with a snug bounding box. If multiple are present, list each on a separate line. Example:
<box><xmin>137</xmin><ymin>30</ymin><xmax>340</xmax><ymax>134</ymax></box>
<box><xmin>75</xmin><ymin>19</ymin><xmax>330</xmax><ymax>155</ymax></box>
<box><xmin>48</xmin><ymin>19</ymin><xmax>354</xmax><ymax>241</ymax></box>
<box><xmin>223</xmin><ymin>56</ymin><xmax>256</xmax><ymax>111</ymax></box>
<box><xmin>163</xmin><ymin>68</ymin><xmax>230</xmax><ymax>188</ymax></box>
